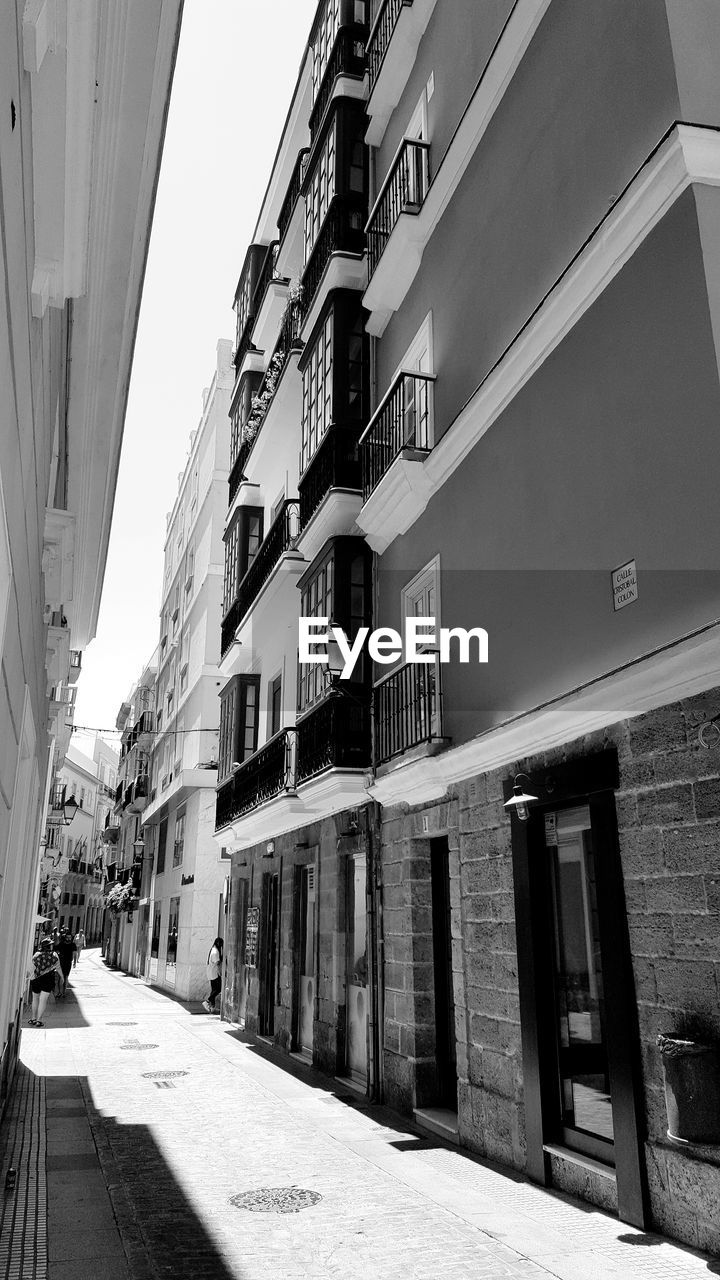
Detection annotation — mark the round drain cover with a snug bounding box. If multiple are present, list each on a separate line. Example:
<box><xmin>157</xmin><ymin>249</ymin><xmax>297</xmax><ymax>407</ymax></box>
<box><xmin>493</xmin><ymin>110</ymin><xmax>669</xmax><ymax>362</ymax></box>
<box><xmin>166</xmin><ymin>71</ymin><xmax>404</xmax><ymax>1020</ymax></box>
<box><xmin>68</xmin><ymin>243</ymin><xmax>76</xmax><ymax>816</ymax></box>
<box><xmin>141</xmin><ymin>1071</ymin><xmax>188</xmax><ymax>1079</ymax></box>
<box><xmin>230</xmin><ymin>1187</ymin><xmax>322</xmax><ymax>1215</ymax></box>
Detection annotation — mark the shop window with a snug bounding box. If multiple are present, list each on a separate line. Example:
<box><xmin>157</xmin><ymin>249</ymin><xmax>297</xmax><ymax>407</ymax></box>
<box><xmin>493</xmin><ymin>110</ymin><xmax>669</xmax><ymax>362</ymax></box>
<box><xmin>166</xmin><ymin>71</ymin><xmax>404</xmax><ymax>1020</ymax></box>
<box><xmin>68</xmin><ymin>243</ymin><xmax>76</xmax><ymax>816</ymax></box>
<box><xmin>173</xmin><ymin>807</ymin><xmax>186</xmax><ymax>869</ymax></box>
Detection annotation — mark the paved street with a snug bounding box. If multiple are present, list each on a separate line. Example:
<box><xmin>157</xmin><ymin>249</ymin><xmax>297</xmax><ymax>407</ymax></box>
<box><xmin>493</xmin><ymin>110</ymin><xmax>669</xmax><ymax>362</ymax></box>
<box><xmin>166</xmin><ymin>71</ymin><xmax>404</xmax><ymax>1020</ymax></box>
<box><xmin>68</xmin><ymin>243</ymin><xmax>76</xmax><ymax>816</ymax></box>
<box><xmin>0</xmin><ymin>952</ymin><xmax>717</xmax><ymax>1280</ymax></box>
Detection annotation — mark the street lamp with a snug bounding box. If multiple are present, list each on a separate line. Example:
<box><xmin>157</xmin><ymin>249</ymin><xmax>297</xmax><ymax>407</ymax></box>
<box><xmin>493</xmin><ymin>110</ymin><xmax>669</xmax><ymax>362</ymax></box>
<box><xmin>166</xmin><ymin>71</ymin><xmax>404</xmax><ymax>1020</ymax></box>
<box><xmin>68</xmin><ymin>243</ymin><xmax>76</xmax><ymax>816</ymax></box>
<box><xmin>63</xmin><ymin>793</ymin><xmax>79</xmax><ymax>825</ymax></box>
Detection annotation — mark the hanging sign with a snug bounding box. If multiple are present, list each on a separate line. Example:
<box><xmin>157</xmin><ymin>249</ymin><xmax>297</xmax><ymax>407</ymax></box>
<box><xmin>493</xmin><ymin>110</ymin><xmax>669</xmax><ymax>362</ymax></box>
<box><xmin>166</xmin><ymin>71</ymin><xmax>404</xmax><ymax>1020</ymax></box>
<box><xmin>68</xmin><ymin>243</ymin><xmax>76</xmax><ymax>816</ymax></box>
<box><xmin>544</xmin><ymin>813</ymin><xmax>558</xmax><ymax>847</ymax></box>
<box><xmin>612</xmin><ymin>559</ymin><xmax>637</xmax><ymax>611</ymax></box>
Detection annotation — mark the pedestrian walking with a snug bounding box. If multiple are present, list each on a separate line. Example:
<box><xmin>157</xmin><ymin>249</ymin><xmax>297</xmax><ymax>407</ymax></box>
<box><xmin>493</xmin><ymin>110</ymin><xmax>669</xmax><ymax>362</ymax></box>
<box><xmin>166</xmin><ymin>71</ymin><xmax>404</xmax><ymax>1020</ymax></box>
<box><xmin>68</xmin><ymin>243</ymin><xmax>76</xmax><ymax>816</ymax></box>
<box><xmin>55</xmin><ymin>930</ymin><xmax>76</xmax><ymax>996</ymax></box>
<box><xmin>73</xmin><ymin>929</ymin><xmax>86</xmax><ymax>966</ymax></box>
<box><xmin>202</xmin><ymin>937</ymin><xmax>223</xmax><ymax>1013</ymax></box>
<box><xmin>28</xmin><ymin>937</ymin><xmax>61</xmax><ymax>1026</ymax></box>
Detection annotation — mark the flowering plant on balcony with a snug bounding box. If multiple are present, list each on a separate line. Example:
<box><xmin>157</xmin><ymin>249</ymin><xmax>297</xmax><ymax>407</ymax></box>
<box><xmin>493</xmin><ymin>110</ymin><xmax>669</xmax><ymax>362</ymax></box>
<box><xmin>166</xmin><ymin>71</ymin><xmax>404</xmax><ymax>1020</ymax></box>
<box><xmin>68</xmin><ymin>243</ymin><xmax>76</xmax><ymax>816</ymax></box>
<box><xmin>240</xmin><ymin>350</ymin><xmax>287</xmax><ymax>446</ymax></box>
<box><xmin>105</xmin><ymin>882</ymin><xmax>136</xmax><ymax>915</ymax></box>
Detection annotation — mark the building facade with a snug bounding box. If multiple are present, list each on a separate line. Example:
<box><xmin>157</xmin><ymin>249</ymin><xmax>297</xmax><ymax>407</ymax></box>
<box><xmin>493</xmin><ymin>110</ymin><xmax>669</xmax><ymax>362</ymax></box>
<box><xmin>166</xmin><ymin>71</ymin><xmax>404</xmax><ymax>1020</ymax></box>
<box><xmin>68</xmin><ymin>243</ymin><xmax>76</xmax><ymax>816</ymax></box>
<box><xmin>359</xmin><ymin>0</ymin><xmax>720</xmax><ymax>1253</ymax></box>
<box><xmin>216</xmin><ymin>0</ymin><xmax>381</xmax><ymax>1087</ymax></box>
<box><xmin>0</xmin><ymin>0</ymin><xmax>182</xmax><ymax>1121</ymax></box>
<box><xmin>140</xmin><ymin>342</ymin><xmax>234</xmax><ymax>1000</ymax></box>
<box><xmin>105</xmin><ymin>660</ymin><xmax>158</xmax><ymax>972</ymax></box>
<box><xmin>214</xmin><ymin>0</ymin><xmax>720</xmax><ymax>1254</ymax></box>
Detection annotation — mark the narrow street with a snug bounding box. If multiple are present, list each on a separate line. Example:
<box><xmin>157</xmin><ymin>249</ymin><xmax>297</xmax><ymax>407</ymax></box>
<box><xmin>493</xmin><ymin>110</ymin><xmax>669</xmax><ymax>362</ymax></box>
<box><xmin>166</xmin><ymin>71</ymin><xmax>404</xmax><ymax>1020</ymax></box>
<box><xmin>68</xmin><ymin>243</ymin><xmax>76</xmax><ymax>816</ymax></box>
<box><xmin>0</xmin><ymin>953</ymin><xmax>716</xmax><ymax>1280</ymax></box>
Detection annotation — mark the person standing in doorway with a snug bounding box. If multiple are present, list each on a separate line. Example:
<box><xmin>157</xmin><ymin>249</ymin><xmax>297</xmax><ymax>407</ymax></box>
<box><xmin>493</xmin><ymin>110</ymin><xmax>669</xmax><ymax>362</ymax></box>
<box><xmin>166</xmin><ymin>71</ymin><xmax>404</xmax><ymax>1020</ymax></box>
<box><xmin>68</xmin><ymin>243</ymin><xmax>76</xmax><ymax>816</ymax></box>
<box><xmin>28</xmin><ymin>937</ymin><xmax>61</xmax><ymax>1026</ymax></box>
<box><xmin>55</xmin><ymin>930</ymin><xmax>76</xmax><ymax>996</ymax></box>
<box><xmin>73</xmin><ymin>928</ymin><xmax>86</xmax><ymax>966</ymax></box>
<box><xmin>202</xmin><ymin>937</ymin><xmax>223</xmax><ymax>1013</ymax></box>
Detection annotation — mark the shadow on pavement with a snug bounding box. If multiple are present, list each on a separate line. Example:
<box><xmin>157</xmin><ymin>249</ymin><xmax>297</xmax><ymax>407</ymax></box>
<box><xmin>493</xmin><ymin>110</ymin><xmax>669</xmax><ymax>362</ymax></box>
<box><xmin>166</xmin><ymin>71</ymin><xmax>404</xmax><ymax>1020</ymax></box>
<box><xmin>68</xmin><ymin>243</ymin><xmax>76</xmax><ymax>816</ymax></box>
<box><xmin>3</xmin><ymin>1063</ymin><xmax>242</xmax><ymax>1279</ymax></box>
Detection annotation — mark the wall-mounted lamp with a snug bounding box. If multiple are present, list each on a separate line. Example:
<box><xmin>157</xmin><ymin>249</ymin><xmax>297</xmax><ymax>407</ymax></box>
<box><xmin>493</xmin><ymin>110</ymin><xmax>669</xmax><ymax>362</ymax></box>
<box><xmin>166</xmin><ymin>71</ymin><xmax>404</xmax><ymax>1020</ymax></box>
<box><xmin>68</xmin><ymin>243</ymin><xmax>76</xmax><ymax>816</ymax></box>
<box><xmin>264</xmin><ymin>840</ymin><xmax>275</xmax><ymax>857</ymax></box>
<box><xmin>326</xmin><ymin>622</ymin><xmax>348</xmax><ymax>687</ymax></box>
<box><xmin>503</xmin><ymin>774</ymin><xmax>539</xmax><ymax>822</ymax></box>
<box><xmin>231</xmin><ymin>761</ymin><xmax>242</xmax><ymax>772</ymax></box>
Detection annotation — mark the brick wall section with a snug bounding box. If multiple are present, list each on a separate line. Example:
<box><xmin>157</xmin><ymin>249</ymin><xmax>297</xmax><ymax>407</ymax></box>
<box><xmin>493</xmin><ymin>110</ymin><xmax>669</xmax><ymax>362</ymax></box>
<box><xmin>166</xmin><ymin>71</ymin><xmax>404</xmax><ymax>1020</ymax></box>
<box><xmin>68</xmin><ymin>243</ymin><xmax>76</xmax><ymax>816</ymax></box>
<box><xmin>380</xmin><ymin>688</ymin><xmax>720</xmax><ymax>1251</ymax></box>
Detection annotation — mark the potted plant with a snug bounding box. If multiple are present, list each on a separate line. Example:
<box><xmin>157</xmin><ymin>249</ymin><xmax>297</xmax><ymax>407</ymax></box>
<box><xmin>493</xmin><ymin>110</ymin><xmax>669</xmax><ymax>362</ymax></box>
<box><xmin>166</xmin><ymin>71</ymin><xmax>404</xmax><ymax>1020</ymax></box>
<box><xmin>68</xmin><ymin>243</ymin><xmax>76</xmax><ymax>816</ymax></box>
<box><xmin>657</xmin><ymin>1016</ymin><xmax>720</xmax><ymax>1144</ymax></box>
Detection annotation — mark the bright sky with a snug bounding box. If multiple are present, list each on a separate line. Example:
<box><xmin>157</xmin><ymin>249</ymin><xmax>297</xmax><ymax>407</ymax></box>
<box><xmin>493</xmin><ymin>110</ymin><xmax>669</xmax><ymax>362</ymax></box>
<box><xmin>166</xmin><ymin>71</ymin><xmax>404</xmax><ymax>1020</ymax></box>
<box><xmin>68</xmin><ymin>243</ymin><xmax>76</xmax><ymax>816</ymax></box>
<box><xmin>73</xmin><ymin>0</ymin><xmax>315</xmax><ymax>741</ymax></box>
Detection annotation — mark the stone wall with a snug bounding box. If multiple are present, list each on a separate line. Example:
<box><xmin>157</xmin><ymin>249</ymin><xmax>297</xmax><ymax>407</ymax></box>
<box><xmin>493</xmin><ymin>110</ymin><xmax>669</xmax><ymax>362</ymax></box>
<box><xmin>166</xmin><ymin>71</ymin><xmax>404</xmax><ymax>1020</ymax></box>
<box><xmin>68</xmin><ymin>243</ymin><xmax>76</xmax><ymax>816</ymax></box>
<box><xmin>379</xmin><ymin>686</ymin><xmax>720</xmax><ymax>1251</ymax></box>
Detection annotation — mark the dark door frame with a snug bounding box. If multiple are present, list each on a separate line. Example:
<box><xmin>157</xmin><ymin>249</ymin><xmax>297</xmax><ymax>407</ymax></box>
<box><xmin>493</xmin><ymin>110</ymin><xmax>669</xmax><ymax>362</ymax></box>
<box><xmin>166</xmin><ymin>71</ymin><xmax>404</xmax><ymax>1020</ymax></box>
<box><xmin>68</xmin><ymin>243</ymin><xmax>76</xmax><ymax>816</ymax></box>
<box><xmin>430</xmin><ymin>835</ymin><xmax>457</xmax><ymax>1108</ymax></box>
<box><xmin>505</xmin><ymin>748</ymin><xmax>648</xmax><ymax>1228</ymax></box>
<box><xmin>259</xmin><ymin>871</ymin><xmax>279</xmax><ymax>1037</ymax></box>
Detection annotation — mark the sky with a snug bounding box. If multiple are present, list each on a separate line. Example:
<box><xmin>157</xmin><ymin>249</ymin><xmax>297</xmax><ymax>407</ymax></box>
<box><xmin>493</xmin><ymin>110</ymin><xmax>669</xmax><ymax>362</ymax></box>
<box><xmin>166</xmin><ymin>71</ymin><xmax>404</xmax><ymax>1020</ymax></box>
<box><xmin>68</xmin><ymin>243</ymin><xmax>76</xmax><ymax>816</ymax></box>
<box><xmin>72</xmin><ymin>0</ymin><xmax>316</xmax><ymax>745</ymax></box>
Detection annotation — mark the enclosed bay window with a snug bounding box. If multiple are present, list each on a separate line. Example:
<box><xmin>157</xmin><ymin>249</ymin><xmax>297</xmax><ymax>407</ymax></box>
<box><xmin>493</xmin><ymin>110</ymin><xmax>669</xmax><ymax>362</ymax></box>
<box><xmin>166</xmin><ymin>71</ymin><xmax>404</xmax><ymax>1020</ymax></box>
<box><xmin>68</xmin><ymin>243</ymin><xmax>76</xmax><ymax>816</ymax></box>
<box><xmin>311</xmin><ymin>0</ymin><xmax>341</xmax><ymax>102</ymax></box>
<box><xmin>304</xmin><ymin>118</ymin><xmax>336</xmax><ymax>264</ymax></box>
<box><xmin>218</xmin><ymin>676</ymin><xmax>261</xmax><ymax>781</ymax></box>
<box><xmin>222</xmin><ymin>507</ymin><xmax>263</xmax><ymax>616</ymax></box>
<box><xmin>299</xmin><ymin>292</ymin><xmax>368</xmax><ymax>475</ymax></box>
<box><xmin>301</xmin><ymin>312</ymin><xmax>334</xmax><ymax>471</ymax></box>
<box><xmin>297</xmin><ymin>537</ymin><xmax>372</xmax><ymax>713</ymax></box>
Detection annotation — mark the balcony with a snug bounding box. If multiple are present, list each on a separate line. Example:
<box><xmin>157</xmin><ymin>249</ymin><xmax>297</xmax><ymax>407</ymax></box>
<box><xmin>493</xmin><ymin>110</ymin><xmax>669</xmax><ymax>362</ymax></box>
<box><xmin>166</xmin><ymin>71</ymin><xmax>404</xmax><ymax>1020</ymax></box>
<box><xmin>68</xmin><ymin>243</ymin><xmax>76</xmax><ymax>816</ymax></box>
<box><xmin>296</xmin><ymin>696</ymin><xmax>371</xmax><ymax>784</ymax></box>
<box><xmin>221</xmin><ymin>500</ymin><xmax>301</xmax><ymax>657</ymax></box>
<box><xmin>365</xmin><ymin>0</ymin><xmax>439</xmax><ymax>145</ymax></box>
<box><xmin>360</xmin><ymin>369</ymin><xmax>435</xmax><ymax>499</ymax></box>
<box><xmin>277</xmin><ymin>148</ymin><xmax>310</xmax><ymax>276</ymax></box>
<box><xmin>233</xmin><ymin>303</ymin><xmax>304</xmax><ymax>489</ymax></box>
<box><xmin>374</xmin><ymin>653</ymin><xmax>444</xmax><ymax>766</ymax></box>
<box><xmin>127</xmin><ymin>775</ymin><xmax>149</xmax><ymax>814</ymax></box>
<box><xmin>300</xmin><ymin>202</ymin><xmax>366</xmax><ymax>333</ymax></box>
<box><xmin>299</xmin><ymin>427</ymin><xmax>362</xmax><ymax>530</ymax></box>
<box><xmin>250</xmin><ymin>242</ymin><xmax>290</xmax><ymax>356</ymax></box>
<box><xmin>215</xmin><ymin>729</ymin><xmax>296</xmax><ymax>830</ymax></box>
<box><xmin>310</xmin><ymin>28</ymin><xmax>367</xmax><ymax>141</ymax></box>
<box><xmin>68</xmin><ymin>650</ymin><xmax>82</xmax><ymax>683</ymax></box>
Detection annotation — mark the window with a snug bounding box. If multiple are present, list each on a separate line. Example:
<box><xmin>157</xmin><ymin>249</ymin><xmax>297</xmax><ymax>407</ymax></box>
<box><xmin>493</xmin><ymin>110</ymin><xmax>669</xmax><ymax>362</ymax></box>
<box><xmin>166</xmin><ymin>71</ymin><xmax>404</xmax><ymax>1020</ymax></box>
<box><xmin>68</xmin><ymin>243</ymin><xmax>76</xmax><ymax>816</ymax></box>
<box><xmin>62</xmin><ymin>892</ymin><xmax>69</xmax><ymax>905</ymax></box>
<box><xmin>222</xmin><ymin>508</ymin><xmax>264</xmax><ymax>614</ymax></box>
<box><xmin>304</xmin><ymin>119</ymin><xmax>336</xmax><ymax>262</ymax></box>
<box><xmin>218</xmin><ymin>676</ymin><xmax>261</xmax><ymax>781</ymax></box>
<box><xmin>173</xmin><ymin>807</ymin><xmax>186</xmax><ymax>869</ymax></box>
<box><xmin>185</xmin><ymin>546</ymin><xmax>194</xmax><ymax>593</ymax></box>
<box><xmin>235</xmin><ymin>265</ymin><xmax>253</xmax><ymax>348</ymax></box>
<box><xmin>79</xmin><ymin>894</ymin><xmax>85</xmax><ymax>906</ymax></box>
<box><xmin>394</xmin><ymin>313</ymin><xmax>434</xmax><ymax>450</ymax></box>
<box><xmin>269</xmin><ymin>674</ymin><xmax>283</xmax><ymax>738</ymax></box>
<box><xmin>156</xmin><ymin>818</ymin><xmax>168</xmax><ymax>875</ymax></box>
<box><xmin>401</xmin><ymin>555</ymin><xmax>440</xmax><ymax>642</ymax></box>
<box><xmin>298</xmin><ymin>551</ymin><xmax>333</xmax><ymax>711</ymax></box>
<box><xmin>311</xmin><ymin>0</ymin><xmax>341</xmax><ymax>101</ymax></box>
<box><xmin>166</xmin><ymin>896</ymin><xmax>180</xmax><ymax>970</ymax></box>
<box><xmin>301</xmin><ymin>312</ymin><xmax>333</xmax><ymax>471</ymax></box>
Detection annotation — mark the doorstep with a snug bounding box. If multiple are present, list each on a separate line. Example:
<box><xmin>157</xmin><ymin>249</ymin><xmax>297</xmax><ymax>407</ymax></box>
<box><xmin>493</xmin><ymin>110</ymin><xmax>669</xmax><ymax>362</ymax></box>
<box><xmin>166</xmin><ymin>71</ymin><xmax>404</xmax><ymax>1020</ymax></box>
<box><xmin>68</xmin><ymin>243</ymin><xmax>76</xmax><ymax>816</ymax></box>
<box><xmin>413</xmin><ymin>1107</ymin><xmax>459</xmax><ymax>1144</ymax></box>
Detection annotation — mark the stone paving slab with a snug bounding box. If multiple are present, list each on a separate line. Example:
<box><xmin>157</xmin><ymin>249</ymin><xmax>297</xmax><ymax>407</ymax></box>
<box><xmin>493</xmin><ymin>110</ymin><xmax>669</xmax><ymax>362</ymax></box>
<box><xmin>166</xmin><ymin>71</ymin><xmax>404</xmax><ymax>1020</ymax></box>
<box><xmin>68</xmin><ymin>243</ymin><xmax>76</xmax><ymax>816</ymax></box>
<box><xmin>1</xmin><ymin>951</ymin><xmax>718</xmax><ymax>1280</ymax></box>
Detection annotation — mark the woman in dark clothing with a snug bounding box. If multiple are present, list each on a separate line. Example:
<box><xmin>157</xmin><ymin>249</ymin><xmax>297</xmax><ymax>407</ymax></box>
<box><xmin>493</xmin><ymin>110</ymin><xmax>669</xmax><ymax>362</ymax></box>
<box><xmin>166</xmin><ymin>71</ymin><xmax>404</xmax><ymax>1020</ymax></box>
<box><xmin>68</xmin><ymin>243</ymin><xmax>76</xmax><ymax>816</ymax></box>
<box><xmin>29</xmin><ymin>938</ymin><xmax>61</xmax><ymax>1025</ymax></box>
<box><xmin>203</xmin><ymin>937</ymin><xmax>223</xmax><ymax>1013</ymax></box>
<box><xmin>55</xmin><ymin>930</ymin><xmax>76</xmax><ymax>996</ymax></box>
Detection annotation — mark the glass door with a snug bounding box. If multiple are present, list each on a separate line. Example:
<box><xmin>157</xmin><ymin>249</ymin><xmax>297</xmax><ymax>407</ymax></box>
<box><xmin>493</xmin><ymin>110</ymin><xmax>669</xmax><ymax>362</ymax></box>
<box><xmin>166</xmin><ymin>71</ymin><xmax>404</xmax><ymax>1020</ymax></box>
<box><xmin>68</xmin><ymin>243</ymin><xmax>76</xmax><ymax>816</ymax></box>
<box><xmin>346</xmin><ymin>855</ymin><xmax>368</xmax><ymax>1081</ymax></box>
<box><xmin>548</xmin><ymin>806</ymin><xmax>614</xmax><ymax>1161</ymax></box>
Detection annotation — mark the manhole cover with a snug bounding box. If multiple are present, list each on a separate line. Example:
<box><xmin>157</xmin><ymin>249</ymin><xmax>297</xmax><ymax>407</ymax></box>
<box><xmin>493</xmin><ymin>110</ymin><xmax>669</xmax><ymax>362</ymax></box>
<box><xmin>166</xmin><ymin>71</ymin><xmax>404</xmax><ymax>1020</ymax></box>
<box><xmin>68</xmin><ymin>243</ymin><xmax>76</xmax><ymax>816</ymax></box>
<box><xmin>230</xmin><ymin>1187</ymin><xmax>323</xmax><ymax>1215</ymax></box>
<box><xmin>106</xmin><ymin>1022</ymin><xmax>137</xmax><ymax>1026</ymax></box>
<box><xmin>119</xmin><ymin>1044</ymin><xmax>158</xmax><ymax>1050</ymax></box>
<box><xmin>141</xmin><ymin>1071</ymin><xmax>188</xmax><ymax>1080</ymax></box>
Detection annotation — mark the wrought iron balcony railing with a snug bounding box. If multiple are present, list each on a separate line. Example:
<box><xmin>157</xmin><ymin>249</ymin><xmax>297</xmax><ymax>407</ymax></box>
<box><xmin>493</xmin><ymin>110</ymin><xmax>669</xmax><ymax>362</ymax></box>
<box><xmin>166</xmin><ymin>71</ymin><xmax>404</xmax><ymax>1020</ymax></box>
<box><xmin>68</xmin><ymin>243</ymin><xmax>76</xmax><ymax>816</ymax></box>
<box><xmin>299</xmin><ymin>426</ymin><xmax>362</xmax><ymax>530</ymax></box>
<box><xmin>360</xmin><ymin>369</ymin><xmax>435</xmax><ymax>499</ymax></box>
<box><xmin>366</xmin><ymin>137</ymin><xmax>430</xmax><ymax>280</ymax></box>
<box><xmin>278</xmin><ymin>149</ymin><xmax>310</xmax><ymax>246</ymax></box>
<box><xmin>300</xmin><ymin>201</ymin><xmax>365</xmax><ymax>321</ymax></box>
<box><xmin>215</xmin><ymin>729</ymin><xmax>296</xmax><ymax>829</ymax></box>
<box><xmin>296</xmin><ymin>695</ymin><xmax>371</xmax><ymax>784</ymax></box>
<box><xmin>221</xmin><ymin>500</ymin><xmax>300</xmax><ymax>656</ymax></box>
<box><xmin>374</xmin><ymin>652</ymin><xmax>443</xmax><ymax>765</ymax></box>
<box><xmin>310</xmin><ymin>28</ymin><xmax>367</xmax><ymax>140</ymax></box>
<box><xmin>367</xmin><ymin>0</ymin><xmax>412</xmax><ymax>91</ymax></box>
